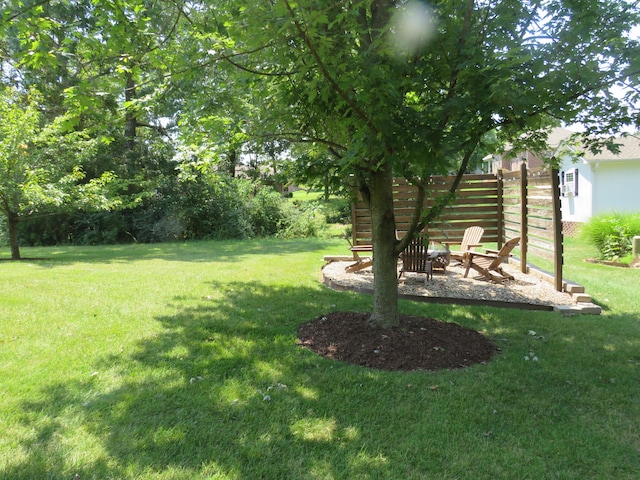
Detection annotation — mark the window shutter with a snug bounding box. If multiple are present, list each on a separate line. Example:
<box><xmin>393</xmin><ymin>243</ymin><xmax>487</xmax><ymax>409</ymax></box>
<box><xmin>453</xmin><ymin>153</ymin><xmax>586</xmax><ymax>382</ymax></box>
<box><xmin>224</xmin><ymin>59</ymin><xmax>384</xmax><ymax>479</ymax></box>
<box><xmin>574</xmin><ymin>168</ymin><xmax>579</xmax><ymax>196</ymax></box>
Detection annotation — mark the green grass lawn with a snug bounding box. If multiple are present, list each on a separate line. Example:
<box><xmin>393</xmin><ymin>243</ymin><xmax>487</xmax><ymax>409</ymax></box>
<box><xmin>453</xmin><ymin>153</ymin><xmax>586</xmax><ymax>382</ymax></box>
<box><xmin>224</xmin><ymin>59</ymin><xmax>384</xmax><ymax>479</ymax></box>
<box><xmin>1</xmin><ymin>238</ymin><xmax>639</xmax><ymax>479</ymax></box>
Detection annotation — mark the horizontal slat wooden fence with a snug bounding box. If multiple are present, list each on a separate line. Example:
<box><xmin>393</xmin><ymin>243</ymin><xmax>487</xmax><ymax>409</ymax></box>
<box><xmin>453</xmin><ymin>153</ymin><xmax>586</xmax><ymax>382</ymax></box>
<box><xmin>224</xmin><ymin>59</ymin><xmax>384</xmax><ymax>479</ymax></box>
<box><xmin>351</xmin><ymin>175</ymin><xmax>502</xmax><ymax>245</ymax></box>
<box><xmin>351</xmin><ymin>164</ymin><xmax>565</xmax><ymax>291</ymax></box>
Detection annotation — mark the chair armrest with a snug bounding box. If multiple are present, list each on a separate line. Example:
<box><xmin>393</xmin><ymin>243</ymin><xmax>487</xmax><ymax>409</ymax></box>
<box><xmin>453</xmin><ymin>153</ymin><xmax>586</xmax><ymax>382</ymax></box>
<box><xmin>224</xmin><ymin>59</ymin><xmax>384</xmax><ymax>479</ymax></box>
<box><xmin>350</xmin><ymin>245</ymin><xmax>373</xmax><ymax>253</ymax></box>
<box><xmin>444</xmin><ymin>242</ymin><xmax>482</xmax><ymax>251</ymax></box>
<box><xmin>442</xmin><ymin>241</ymin><xmax>461</xmax><ymax>247</ymax></box>
<box><xmin>470</xmin><ymin>251</ymin><xmax>513</xmax><ymax>261</ymax></box>
<box><xmin>466</xmin><ymin>251</ymin><xmax>499</xmax><ymax>260</ymax></box>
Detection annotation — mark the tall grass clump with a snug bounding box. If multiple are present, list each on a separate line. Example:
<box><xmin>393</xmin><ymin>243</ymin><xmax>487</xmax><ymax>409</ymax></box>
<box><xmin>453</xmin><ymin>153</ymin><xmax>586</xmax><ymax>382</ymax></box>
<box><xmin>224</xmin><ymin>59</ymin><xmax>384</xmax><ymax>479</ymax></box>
<box><xmin>581</xmin><ymin>211</ymin><xmax>640</xmax><ymax>260</ymax></box>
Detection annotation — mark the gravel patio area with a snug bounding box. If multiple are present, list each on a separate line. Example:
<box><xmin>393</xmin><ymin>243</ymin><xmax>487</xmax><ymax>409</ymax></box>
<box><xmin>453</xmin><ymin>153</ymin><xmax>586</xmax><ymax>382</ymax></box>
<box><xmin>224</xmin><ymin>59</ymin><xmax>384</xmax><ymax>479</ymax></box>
<box><xmin>321</xmin><ymin>259</ymin><xmax>578</xmax><ymax>309</ymax></box>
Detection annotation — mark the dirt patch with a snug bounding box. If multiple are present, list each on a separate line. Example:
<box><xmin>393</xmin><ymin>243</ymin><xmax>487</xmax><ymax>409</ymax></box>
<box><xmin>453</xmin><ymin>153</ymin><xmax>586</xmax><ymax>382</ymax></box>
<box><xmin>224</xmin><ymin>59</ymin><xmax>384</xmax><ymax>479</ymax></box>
<box><xmin>297</xmin><ymin>311</ymin><xmax>498</xmax><ymax>372</ymax></box>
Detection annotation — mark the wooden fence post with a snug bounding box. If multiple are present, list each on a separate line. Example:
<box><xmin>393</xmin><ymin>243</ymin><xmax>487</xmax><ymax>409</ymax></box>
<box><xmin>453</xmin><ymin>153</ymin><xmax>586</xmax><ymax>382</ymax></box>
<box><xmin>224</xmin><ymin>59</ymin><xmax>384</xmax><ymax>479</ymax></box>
<box><xmin>551</xmin><ymin>168</ymin><xmax>564</xmax><ymax>291</ymax></box>
<box><xmin>520</xmin><ymin>162</ymin><xmax>528</xmax><ymax>273</ymax></box>
<box><xmin>351</xmin><ymin>199</ymin><xmax>358</xmax><ymax>246</ymax></box>
<box><xmin>497</xmin><ymin>169</ymin><xmax>504</xmax><ymax>249</ymax></box>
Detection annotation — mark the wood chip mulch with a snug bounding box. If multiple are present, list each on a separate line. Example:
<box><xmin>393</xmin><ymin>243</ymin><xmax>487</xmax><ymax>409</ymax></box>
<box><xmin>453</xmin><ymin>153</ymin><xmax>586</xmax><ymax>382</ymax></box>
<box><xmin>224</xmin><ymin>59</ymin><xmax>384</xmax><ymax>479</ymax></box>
<box><xmin>297</xmin><ymin>311</ymin><xmax>498</xmax><ymax>372</ymax></box>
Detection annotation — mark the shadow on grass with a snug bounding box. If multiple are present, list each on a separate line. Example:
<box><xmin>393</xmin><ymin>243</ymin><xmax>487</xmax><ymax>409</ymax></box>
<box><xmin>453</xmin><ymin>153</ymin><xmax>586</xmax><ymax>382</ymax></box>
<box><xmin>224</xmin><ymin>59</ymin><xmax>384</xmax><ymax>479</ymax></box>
<box><xmin>7</xmin><ymin>281</ymin><xmax>380</xmax><ymax>478</ymax></box>
<box><xmin>7</xmin><ymin>280</ymin><xmax>639</xmax><ymax>479</ymax></box>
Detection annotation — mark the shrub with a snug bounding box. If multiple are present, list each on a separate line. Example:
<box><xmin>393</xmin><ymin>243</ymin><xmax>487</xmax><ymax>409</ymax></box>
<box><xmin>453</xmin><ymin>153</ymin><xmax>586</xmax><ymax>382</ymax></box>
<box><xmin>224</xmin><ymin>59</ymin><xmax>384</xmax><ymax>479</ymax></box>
<box><xmin>277</xmin><ymin>201</ymin><xmax>326</xmax><ymax>239</ymax></box>
<box><xmin>175</xmin><ymin>175</ymin><xmax>253</xmax><ymax>240</ymax></box>
<box><xmin>11</xmin><ymin>175</ymin><xmax>328</xmax><ymax>246</ymax></box>
<box><xmin>247</xmin><ymin>186</ymin><xmax>288</xmax><ymax>237</ymax></box>
<box><xmin>581</xmin><ymin>212</ymin><xmax>640</xmax><ymax>260</ymax></box>
<box><xmin>323</xmin><ymin>197</ymin><xmax>351</xmax><ymax>224</ymax></box>
<box><xmin>71</xmin><ymin>211</ymin><xmax>133</xmax><ymax>245</ymax></box>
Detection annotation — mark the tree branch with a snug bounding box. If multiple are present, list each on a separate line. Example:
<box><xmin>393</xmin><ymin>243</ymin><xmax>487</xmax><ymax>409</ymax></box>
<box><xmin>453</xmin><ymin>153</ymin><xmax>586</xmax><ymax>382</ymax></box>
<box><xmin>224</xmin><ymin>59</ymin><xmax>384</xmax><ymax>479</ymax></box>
<box><xmin>280</xmin><ymin>0</ymin><xmax>380</xmax><ymax>137</ymax></box>
<box><xmin>135</xmin><ymin>120</ymin><xmax>169</xmax><ymax>136</ymax></box>
<box><xmin>220</xmin><ymin>52</ymin><xmax>296</xmax><ymax>77</ymax></box>
<box><xmin>1</xmin><ymin>0</ymin><xmax>50</xmax><ymax>24</ymax></box>
<box><xmin>257</xmin><ymin>132</ymin><xmax>347</xmax><ymax>152</ymax></box>
<box><xmin>416</xmin><ymin>143</ymin><xmax>477</xmax><ymax>233</ymax></box>
<box><xmin>394</xmin><ymin>180</ymin><xmax>426</xmax><ymax>255</ymax></box>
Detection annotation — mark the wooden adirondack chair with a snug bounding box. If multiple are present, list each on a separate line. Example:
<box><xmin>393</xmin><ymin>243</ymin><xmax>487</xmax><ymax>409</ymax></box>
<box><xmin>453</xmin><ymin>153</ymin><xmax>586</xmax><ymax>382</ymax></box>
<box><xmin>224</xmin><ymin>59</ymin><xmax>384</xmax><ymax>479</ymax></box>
<box><xmin>343</xmin><ymin>234</ymin><xmax>373</xmax><ymax>273</ymax></box>
<box><xmin>443</xmin><ymin>226</ymin><xmax>484</xmax><ymax>263</ymax></box>
<box><xmin>463</xmin><ymin>237</ymin><xmax>520</xmax><ymax>283</ymax></box>
<box><xmin>398</xmin><ymin>235</ymin><xmax>433</xmax><ymax>284</ymax></box>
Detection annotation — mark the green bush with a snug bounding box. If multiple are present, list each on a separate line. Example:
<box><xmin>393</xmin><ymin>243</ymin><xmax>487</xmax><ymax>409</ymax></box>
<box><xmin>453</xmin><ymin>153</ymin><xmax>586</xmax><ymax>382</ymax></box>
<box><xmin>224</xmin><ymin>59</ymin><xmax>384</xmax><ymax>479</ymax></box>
<box><xmin>581</xmin><ymin>212</ymin><xmax>640</xmax><ymax>260</ymax></box>
<box><xmin>277</xmin><ymin>201</ymin><xmax>326</xmax><ymax>239</ymax></box>
<box><xmin>72</xmin><ymin>211</ymin><xmax>134</xmax><ymax>245</ymax></box>
<box><xmin>11</xmin><ymin>175</ymin><xmax>327</xmax><ymax>246</ymax></box>
<box><xmin>323</xmin><ymin>197</ymin><xmax>351</xmax><ymax>224</ymax></box>
<box><xmin>175</xmin><ymin>175</ymin><xmax>253</xmax><ymax>240</ymax></box>
<box><xmin>247</xmin><ymin>186</ymin><xmax>289</xmax><ymax>237</ymax></box>
<box><xmin>291</xmin><ymin>194</ymin><xmax>351</xmax><ymax>225</ymax></box>
<box><xmin>246</xmin><ymin>188</ymin><xmax>330</xmax><ymax>239</ymax></box>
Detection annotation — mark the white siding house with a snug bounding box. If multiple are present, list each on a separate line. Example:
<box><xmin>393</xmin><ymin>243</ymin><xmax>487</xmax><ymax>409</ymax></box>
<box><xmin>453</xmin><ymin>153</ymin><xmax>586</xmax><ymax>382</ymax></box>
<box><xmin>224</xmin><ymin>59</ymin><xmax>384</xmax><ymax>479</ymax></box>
<box><xmin>559</xmin><ymin>134</ymin><xmax>640</xmax><ymax>223</ymax></box>
<box><xmin>485</xmin><ymin>128</ymin><xmax>640</xmax><ymax>227</ymax></box>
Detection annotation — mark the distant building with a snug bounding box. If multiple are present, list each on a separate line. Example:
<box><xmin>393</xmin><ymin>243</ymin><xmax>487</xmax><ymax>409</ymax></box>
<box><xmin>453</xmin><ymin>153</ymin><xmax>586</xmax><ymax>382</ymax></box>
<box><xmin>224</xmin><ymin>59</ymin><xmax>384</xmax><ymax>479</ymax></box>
<box><xmin>557</xmin><ymin>133</ymin><xmax>640</xmax><ymax>224</ymax></box>
<box><xmin>484</xmin><ymin>128</ymin><xmax>640</xmax><ymax>233</ymax></box>
<box><xmin>482</xmin><ymin>128</ymin><xmax>574</xmax><ymax>174</ymax></box>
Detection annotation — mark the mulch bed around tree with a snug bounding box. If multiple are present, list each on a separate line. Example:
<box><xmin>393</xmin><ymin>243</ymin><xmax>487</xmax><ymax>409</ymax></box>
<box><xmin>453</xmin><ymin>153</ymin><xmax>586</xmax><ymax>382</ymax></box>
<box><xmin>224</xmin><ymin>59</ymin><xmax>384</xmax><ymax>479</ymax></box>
<box><xmin>297</xmin><ymin>311</ymin><xmax>498</xmax><ymax>372</ymax></box>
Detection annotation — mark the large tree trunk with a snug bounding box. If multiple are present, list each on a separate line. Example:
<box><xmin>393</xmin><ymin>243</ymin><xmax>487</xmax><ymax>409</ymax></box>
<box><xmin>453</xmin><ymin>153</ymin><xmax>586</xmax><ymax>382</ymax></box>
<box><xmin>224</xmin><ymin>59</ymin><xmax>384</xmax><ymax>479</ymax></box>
<box><xmin>367</xmin><ymin>164</ymin><xmax>400</xmax><ymax>328</ymax></box>
<box><xmin>124</xmin><ymin>71</ymin><xmax>137</xmax><ymax>152</ymax></box>
<box><xmin>8</xmin><ymin>212</ymin><xmax>21</xmax><ymax>260</ymax></box>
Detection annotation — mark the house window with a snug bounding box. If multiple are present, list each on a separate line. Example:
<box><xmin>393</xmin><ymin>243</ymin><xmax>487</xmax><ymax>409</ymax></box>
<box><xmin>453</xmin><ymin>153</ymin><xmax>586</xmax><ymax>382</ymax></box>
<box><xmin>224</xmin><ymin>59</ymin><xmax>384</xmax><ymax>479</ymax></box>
<box><xmin>561</xmin><ymin>168</ymin><xmax>579</xmax><ymax>196</ymax></box>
